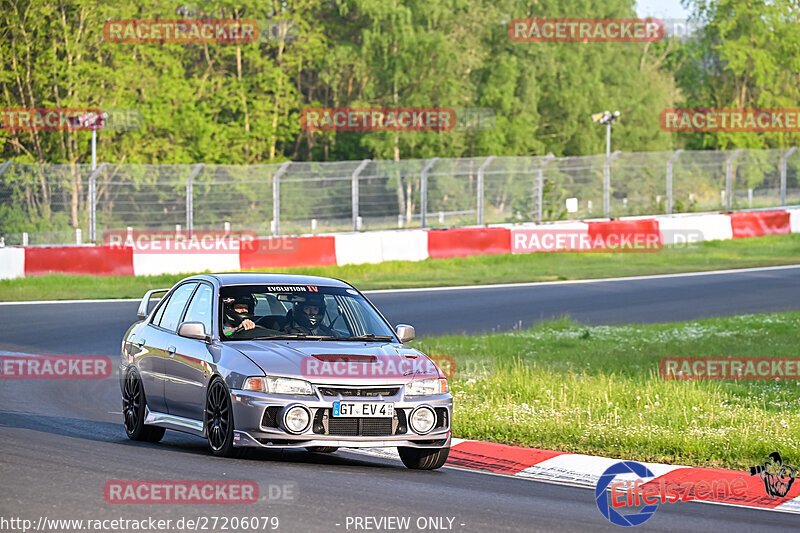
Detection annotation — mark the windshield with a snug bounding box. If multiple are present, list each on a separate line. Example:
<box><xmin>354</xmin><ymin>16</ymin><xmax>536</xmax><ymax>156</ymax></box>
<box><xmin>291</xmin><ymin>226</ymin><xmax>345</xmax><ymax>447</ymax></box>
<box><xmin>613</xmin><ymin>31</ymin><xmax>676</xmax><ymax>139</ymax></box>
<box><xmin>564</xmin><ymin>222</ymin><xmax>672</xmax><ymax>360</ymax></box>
<box><xmin>219</xmin><ymin>284</ymin><xmax>395</xmax><ymax>341</ymax></box>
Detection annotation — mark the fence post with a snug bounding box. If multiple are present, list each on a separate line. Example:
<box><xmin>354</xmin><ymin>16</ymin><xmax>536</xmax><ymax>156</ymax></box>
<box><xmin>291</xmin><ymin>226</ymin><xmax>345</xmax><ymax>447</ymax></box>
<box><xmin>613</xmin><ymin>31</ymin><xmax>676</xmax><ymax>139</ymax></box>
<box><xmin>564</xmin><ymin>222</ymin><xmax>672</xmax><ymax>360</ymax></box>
<box><xmin>477</xmin><ymin>156</ymin><xmax>495</xmax><ymax>226</ymax></box>
<box><xmin>536</xmin><ymin>154</ymin><xmax>556</xmax><ymax>223</ymax></box>
<box><xmin>0</xmin><ymin>161</ymin><xmax>11</xmax><ymax>178</ymax></box>
<box><xmin>88</xmin><ymin>162</ymin><xmax>107</xmax><ymax>243</ymax></box>
<box><xmin>725</xmin><ymin>149</ymin><xmax>744</xmax><ymax>211</ymax></box>
<box><xmin>666</xmin><ymin>149</ymin><xmax>683</xmax><ymax>214</ymax></box>
<box><xmin>604</xmin><ymin>151</ymin><xmax>621</xmax><ymax>218</ymax></box>
<box><xmin>351</xmin><ymin>159</ymin><xmax>370</xmax><ymax>231</ymax></box>
<box><xmin>780</xmin><ymin>147</ymin><xmax>797</xmax><ymax>206</ymax></box>
<box><xmin>420</xmin><ymin>157</ymin><xmax>439</xmax><ymax>228</ymax></box>
<box><xmin>272</xmin><ymin>161</ymin><xmax>292</xmax><ymax>236</ymax></box>
<box><xmin>185</xmin><ymin>163</ymin><xmax>204</xmax><ymax>232</ymax></box>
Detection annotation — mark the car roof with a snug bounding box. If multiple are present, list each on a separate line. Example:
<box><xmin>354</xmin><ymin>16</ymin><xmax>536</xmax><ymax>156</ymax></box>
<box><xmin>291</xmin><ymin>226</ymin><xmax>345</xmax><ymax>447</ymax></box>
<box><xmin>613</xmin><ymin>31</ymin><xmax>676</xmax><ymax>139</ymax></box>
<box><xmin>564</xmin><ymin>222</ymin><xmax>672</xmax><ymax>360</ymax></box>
<box><xmin>187</xmin><ymin>272</ymin><xmax>352</xmax><ymax>288</ymax></box>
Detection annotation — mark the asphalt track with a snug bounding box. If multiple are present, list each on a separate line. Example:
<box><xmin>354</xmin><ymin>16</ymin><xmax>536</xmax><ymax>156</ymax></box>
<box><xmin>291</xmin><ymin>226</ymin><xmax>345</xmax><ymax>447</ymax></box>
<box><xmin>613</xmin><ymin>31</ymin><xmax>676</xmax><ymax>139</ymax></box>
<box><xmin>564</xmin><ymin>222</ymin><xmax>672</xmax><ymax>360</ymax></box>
<box><xmin>2</xmin><ymin>265</ymin><xmax>800</xmax><ymax>532</ymax></box>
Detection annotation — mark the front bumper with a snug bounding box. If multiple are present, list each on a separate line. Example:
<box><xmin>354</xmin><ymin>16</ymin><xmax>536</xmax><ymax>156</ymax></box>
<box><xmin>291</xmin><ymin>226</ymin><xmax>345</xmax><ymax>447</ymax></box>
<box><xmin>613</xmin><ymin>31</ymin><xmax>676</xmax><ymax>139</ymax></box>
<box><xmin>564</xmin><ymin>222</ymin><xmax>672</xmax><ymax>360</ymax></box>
<box><xmin>230</xmin><ymin>385</ymin><xmax>452</xmax><ymax>449</ymax></box>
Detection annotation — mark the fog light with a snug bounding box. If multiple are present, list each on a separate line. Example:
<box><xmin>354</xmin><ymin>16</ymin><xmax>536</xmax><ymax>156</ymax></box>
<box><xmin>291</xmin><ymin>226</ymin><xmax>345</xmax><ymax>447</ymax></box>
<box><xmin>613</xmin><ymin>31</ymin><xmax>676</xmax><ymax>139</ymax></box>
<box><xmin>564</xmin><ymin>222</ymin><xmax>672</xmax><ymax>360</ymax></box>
<box><xmin>409</xmin><ymin>406</ymin><xmax>436</xmax><ymax>435</ymax></box>
<box><xmin>283</xmin><ymin>405</ymin><xmax>311</xmax><ymax>434</ymax></box>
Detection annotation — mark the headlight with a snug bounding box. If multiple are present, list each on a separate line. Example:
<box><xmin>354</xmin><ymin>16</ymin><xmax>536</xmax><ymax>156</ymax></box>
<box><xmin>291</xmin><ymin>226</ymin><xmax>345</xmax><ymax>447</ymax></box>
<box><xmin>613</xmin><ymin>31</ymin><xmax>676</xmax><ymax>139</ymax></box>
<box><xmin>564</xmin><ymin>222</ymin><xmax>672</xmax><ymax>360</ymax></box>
<box><xmin>282</xmin><ymin>405</ymin><xmax>312</xmax><ymax>434</ymax></box>
<box><xmin>409</xmin><ymin>406</ymin><xmax>436</xmax><ymax>434</ymax></box>
<box><xmin>242</xmin><ymin>376</ymin><xmax>314</xmax><ymax>396</ymax></box>
<box><xmin>405</xmin><ymin>378</ymin><xmax>448</xmax><ymax>396</ymax></box>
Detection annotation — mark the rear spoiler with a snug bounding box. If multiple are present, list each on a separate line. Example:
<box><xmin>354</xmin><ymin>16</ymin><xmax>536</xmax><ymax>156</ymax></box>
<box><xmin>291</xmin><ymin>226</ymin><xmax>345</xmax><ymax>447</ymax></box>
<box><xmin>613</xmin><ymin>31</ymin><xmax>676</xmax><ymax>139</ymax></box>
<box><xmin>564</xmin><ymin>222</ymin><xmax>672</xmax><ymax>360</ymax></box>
<box><xmin>137</xmin><ymin>288</ymin><xmax>171</xmax><ymax>320</ymax></box>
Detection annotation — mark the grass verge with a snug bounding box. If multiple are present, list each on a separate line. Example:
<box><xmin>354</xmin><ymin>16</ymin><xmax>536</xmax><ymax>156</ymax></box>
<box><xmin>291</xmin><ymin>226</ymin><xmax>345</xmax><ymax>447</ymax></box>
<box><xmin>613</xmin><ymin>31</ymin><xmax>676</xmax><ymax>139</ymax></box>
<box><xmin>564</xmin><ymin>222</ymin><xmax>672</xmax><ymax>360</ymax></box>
<box><xmin>1</xmin><ymin>233</ymin><xmax>799</xmax><ymax>301</ymax></box>
<box><xmin>412</xmin><ymin>312</ymin><xmax>800</xmax><ymax>470</ymax></box>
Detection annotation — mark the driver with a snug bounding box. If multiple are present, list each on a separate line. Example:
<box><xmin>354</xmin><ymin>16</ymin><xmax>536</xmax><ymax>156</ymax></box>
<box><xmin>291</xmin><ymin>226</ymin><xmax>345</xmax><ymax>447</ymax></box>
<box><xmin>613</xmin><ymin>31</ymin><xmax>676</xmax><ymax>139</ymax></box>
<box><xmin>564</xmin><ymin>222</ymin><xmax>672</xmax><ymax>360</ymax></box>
<box><xmin>286</xmin><ymin>293</ymin><xmax>334</xmax><ymax>336</ymax></box>
<box><xmin>223</xmin><ymin>295</ymin><xmax>256</xmax><ymax>336</ymax></box>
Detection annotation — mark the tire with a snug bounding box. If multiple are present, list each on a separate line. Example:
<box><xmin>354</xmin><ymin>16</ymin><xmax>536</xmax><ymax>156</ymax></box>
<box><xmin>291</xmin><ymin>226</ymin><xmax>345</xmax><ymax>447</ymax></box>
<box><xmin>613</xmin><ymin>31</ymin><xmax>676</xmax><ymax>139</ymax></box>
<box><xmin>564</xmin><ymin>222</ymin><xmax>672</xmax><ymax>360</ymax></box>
<box><xmin>306</xmin><ymin>446</ymin><xmax>339</xmax><ymax>453</ymax></box>
<box><xmin>398</xmin><ymin>446</ymin><xmax>450</xmax><ymax>470</ymax></box>
<box><xmin>122</xmin><ymin>369</ymin><xmax>166</xmax><ymax>442</ymax></box>
<box><xmin>205</xmin><ymin>378</ymin><xmax>240</xmax><ymax>458</ymax></box>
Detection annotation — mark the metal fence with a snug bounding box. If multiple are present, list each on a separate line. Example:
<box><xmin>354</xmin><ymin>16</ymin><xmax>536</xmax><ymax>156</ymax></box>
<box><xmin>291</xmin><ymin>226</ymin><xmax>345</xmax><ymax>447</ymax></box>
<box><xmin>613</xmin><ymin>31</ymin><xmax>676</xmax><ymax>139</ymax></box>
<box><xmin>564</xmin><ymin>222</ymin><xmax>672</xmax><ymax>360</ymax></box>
<box><xmin>1</xmin><ymin>148</ymin><xmax>798</xmax><ymax>245</ymax></box>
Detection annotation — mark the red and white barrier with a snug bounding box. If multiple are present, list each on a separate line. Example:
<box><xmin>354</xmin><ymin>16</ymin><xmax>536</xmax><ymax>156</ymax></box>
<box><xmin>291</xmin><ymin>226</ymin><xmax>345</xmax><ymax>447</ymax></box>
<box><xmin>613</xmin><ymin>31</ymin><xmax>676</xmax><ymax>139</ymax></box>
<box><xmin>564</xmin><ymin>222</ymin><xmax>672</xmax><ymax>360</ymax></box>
<box><xmin>428</xmin><ymin>227</ymin><xmax>510</xmax><ymax>259</ymax></box>
<box><xmin>353</xmin><ymin>439</ymin><xmax>800</xmax><ymax>514</ymax></box>
<box><xmin>334</xmin><ymin>230</ymin><xmax>428</xmax><ymax>265</ymax></box>
<box><xmin>790</xmin><ymin>208</ymin><xmax>800</xmax><ymax>234</ymax></box>
<box><xmin>0</xmin><ymin>248</ymin><xmax>25</xmax><ymax>280</ymax></box>
<box><xmin>3</xmin><ymin>208</ymin><xmax>798</xmax><ymax>280</ymax></box>
<box><xmin>728</xmin><ymin>210</ymin><xmax>791</xmax><ymax>239</ymax></box>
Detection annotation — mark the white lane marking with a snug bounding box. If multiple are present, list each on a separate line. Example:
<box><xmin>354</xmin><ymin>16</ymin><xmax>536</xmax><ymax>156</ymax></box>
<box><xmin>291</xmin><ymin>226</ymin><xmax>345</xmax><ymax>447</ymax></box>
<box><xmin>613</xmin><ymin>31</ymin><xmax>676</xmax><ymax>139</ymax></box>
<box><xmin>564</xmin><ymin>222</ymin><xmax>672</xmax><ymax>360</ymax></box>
<box><xmin>365</xmin><ymin>264</ymin><xmax>800</xmax><ymax>294</ymax></box>
<box><xmin>0</xmin><ymin>298</ymin><xmax>140</xmax><ymax>306</ymax></box>
<box><xmin>1</xmin><ymin>264</ymin><xmax>799</xmax><ymax>305</ymax></box>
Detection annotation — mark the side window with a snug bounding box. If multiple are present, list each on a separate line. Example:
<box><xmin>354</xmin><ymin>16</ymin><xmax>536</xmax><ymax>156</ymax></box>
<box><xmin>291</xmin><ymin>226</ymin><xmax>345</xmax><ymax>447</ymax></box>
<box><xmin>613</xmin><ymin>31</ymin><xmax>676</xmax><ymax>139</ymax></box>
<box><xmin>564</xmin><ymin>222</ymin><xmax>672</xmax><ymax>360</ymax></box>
<box><xmin>183</xmin><ymin>284</ymin><xmax>213</xmax><ymax>334</ymax></box>
<box><xmin>151</xmin><ymin>294</ymin><xmax>171</xmax><ymax>325</ymax></box>
<box><xmin>158</xmin><ymin>283</ymin><xmax>197</xmax><ymax>331</ymax></box>
<box><xmin>253</xmin><ymin>295</ymin><xmax>271</xmax><ymax>316</ymax></box>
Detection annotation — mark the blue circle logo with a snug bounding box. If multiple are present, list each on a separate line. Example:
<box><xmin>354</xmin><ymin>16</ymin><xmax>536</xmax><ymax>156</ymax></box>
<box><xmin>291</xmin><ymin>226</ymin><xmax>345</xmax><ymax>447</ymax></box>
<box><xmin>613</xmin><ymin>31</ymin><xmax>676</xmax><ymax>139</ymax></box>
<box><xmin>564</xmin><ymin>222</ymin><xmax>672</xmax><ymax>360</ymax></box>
<box><xmin>595</xmin><ymin>461</ymin><xmax>659</xmax><ymax>527</ymax></box>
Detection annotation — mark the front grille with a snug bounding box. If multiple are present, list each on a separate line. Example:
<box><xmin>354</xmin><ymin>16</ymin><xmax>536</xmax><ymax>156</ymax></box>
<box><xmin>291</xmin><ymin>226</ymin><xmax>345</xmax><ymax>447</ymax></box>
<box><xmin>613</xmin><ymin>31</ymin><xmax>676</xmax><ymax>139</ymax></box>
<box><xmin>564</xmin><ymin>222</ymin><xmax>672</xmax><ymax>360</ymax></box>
<box><xmin>361</xmin><ymin>418</ymin><xmax>394</xmax><ymax>436</ymax></box>
<box><xmin>328</xmin><ymin>417</ymin><xmax>393</xmax><ymax>436</ymax></box>
<box><xmin>315</xmin><ymin>408</ymin><xmax>400</xmax><ymax>436</ymax></box>
<box><xmin>327</xmin><ymin>417</ymin><xmax>360</xmax><ymax>436</ymax></box>
<box><xmin>318</xmin><ymin>387</ymin><xmax>400</xmax><ymax>398</ymax></box>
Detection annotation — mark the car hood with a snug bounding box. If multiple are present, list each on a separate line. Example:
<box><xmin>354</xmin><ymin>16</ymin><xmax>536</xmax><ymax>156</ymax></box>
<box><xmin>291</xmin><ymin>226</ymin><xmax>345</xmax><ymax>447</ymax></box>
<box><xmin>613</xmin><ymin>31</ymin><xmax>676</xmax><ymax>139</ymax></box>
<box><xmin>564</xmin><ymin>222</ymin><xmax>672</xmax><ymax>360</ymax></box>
<box><xmin>230</xmin><ymin>340</ymin><xmax>441</xmax><ymax>385</ymax></box>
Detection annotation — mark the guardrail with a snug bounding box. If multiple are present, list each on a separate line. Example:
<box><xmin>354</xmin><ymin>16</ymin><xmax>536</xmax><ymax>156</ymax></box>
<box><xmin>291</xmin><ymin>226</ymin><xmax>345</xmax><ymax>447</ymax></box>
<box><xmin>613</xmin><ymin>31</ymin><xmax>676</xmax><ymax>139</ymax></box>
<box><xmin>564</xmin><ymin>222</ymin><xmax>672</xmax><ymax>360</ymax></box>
<box><xmin>1</xmin><ymin>148</ymin><xmax>798</xmax><ymax>245</ymax></box>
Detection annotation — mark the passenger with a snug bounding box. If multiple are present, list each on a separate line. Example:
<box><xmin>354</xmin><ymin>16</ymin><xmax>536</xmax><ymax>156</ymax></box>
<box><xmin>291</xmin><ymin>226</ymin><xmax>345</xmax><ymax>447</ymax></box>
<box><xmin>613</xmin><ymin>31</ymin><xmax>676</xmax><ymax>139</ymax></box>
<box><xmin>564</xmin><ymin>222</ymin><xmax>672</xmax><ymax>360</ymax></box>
<box><xmin>223</xmin><ymin>295</ymin><xmax>256</xmax><ymax>336</ymax></box>
<box><xmin>286</xmin><ymin>294</ymin><xmax>335</xmax><ymax>336</ymax></box>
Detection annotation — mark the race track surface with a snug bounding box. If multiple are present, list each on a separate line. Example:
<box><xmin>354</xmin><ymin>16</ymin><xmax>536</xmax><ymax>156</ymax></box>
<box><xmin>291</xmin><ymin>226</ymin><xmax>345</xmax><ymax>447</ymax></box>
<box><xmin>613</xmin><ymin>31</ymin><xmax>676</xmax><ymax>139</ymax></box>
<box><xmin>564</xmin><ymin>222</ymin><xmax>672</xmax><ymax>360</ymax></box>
<box><xmin>2</xmin><ymin>266</ymin><xmax>800</xmax><ymax>532</ymax></box>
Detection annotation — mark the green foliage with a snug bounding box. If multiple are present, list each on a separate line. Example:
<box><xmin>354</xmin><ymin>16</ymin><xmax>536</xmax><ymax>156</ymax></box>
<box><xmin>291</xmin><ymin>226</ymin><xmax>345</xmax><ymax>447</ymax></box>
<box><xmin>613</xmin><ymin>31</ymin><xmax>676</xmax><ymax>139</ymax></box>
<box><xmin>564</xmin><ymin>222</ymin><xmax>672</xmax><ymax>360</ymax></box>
<box><xmin>1</xmin><ymin>0</ymin><xmax>797</xmax><ymax>235</ymax></box>
<box><xmin>415</xmin><ymin>312</ymin><xmax>800</xmax><ymax>469</ymax></box>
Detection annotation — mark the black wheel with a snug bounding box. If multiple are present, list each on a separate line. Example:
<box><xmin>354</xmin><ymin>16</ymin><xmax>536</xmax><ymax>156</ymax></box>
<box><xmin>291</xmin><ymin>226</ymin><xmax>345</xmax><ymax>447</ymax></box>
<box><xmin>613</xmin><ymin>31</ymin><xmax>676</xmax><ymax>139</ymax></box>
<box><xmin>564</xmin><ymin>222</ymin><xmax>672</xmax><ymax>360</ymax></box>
<box><xmin>122</xmin><ymin>369</ymin><xmax>165</xmax><ymax>442</ymax></box>
<box><xmin>205</xmin><ymin>378</ymin><xmax>240</xmax><ymax>457</ymax></box>
<box><xmin>306</xmin><ymin>446</ymin><xmax>339</xmax><ymax>453</ymax></box>
<box><xmin>398</xmin><ymin>446</ymin><xmax>449</xmax><ymax>470</ymax></box>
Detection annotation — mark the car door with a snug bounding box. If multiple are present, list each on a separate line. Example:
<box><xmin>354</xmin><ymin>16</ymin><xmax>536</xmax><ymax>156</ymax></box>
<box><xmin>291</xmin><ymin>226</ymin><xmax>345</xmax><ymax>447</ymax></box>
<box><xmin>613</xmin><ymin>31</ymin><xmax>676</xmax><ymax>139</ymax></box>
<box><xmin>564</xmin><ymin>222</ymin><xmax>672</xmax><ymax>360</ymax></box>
<box><xmin>147</xmin><ymin>282</ymin><xmax>198</xmax><ymax>416</ymax></box>
<box><xmin>163</xmin><ymin>282</ymin><xmax>215</xmax><ymax>421</ymax></box>
<box><xmin>133</xmin><ymin>290</ymin><xmax>175</xmax><ymax>414</ymax></box>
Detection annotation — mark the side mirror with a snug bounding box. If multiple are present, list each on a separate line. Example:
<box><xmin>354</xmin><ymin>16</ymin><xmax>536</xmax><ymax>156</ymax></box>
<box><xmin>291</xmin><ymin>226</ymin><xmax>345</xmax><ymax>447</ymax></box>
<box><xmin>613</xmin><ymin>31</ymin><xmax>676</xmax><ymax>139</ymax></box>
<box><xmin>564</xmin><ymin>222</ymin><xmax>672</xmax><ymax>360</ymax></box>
<box><xmin>137</xmin><ymin>288</ymin><xmax>169</xmax><ymax>320</ymax></box>
<box><xmin>178</xmin><ymin>321</ymin><xmax>208</xmax><ymax>341</ymax></box>
<box><xmin>396</xmin><ymin>324</ymin><xmax>415</xmax><ymax>343</ymax></box>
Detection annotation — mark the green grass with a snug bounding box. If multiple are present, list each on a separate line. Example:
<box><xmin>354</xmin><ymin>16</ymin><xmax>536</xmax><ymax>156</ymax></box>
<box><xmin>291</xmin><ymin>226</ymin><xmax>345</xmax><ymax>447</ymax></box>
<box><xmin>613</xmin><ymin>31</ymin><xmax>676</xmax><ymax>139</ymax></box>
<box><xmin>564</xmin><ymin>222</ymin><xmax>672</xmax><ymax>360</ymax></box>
<box><xmin>2</xmin><ymin>233</ymin><xmax>799</xmax><ymax>301</ymax></box>
<box><xmin>413</xmin><ymin>312</ymin><xmax>800</xmax><ymax>470</ymax></box>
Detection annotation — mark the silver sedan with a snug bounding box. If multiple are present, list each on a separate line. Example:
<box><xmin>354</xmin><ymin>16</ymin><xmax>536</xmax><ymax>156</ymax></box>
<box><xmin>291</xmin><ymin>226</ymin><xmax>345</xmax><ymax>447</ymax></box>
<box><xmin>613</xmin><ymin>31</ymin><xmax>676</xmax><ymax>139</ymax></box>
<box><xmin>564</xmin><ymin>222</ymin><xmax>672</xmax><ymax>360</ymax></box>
<box><xmin>120</xmin><ymin>273</ymin><xmax>452</xmax><ymax>469</ymax></box>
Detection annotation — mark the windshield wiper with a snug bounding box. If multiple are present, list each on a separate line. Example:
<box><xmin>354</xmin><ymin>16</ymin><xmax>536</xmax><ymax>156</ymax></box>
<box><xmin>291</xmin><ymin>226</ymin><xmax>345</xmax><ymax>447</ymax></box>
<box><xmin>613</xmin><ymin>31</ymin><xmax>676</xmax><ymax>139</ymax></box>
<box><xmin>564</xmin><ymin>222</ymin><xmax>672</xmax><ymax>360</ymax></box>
<box><xmin>249</xmin><ymin>334</ymin><xmax>331</xmax><ymax>340</ymax></box>
<box><xmin>328</xmin><ymin>334</ymin><xmax>395</xmax><ymax>342</ymax></box>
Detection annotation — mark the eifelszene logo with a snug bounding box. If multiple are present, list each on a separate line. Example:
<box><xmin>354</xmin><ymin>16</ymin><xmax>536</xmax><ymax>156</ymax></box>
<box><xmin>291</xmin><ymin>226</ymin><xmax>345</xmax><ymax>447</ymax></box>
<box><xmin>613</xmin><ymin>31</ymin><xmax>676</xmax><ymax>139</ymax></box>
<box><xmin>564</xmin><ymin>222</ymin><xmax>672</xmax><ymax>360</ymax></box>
<box><xmin>595</xmin><ymin>460</ymin><xmax>748</xmax><ymax>526</ymax></box>
<box><xmin>595</xmin><ymin>461</ymin><xmax>659</xmax><ymax>527</ymax></box>
<box><xmin>750</xmin><ymin>452</ymin><xmax>797</xmax><ymax>498</ymax></box>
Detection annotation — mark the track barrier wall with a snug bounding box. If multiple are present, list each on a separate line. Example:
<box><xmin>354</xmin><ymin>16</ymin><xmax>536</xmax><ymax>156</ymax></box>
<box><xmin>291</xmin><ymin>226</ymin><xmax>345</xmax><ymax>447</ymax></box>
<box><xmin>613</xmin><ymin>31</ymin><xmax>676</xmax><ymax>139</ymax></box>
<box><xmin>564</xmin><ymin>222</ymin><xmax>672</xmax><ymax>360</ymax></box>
<box><xmin>4</xmin><ymin>208</ymin><xmax>798</xmax><ymax>279</ymax></box>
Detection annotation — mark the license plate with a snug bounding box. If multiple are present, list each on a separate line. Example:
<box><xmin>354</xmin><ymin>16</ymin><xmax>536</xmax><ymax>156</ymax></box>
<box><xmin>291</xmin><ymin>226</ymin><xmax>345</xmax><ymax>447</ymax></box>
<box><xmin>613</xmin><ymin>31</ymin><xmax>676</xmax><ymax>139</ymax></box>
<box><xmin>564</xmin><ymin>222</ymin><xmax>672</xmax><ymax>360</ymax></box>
<box><xmin>332</xmin><ymin>401</ymin><xmax>394</xmax><ymax>417</ymax></box>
